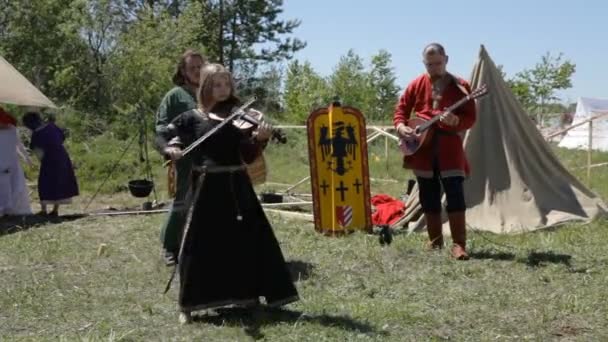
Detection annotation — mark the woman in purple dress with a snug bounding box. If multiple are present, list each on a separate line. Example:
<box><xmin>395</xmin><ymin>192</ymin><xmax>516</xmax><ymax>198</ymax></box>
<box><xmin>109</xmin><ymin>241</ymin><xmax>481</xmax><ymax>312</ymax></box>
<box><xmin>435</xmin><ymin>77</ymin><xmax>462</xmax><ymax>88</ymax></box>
<box><xmin>22</xmin><ymin>112</ymin><xmax>79</xmax><ymax>216</ymax></box>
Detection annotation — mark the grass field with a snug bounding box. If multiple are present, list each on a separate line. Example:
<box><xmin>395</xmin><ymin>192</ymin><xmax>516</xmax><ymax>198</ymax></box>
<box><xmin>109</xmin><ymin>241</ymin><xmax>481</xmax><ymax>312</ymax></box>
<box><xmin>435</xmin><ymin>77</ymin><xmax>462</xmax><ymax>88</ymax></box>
<box><xmin>1</xmin><ymin>131</ymin><xmax>607</xmax><ymax>341</ymax></box>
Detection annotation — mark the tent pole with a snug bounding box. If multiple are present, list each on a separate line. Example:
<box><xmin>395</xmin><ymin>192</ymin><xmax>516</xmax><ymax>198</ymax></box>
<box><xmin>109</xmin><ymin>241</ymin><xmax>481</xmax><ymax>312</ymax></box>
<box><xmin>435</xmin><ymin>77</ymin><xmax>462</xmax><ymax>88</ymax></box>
<box><xmin>83</xmin><ymin>133</ymin><xmax>138</xmax><ymax>212</ymax></box>
<box><xmin>385</xmin><ymin>134</ymin><xmax>389</xmax><ymax>176</ymax></box>
<box><xmin>587</xmin><ymin>120</ymin><xmax>593</xmax><ymax>182</ymax></box>
<box><xmin>141</xmin><ymin>109</ymin><xmax>158</xmax><ymax>203</ymax></box>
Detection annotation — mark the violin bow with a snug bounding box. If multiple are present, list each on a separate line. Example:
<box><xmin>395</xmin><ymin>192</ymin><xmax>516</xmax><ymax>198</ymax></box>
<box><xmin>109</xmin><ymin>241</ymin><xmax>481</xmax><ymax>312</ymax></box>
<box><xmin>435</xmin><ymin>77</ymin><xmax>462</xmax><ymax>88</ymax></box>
<box><xmin>162</xmin><ymin>97</ymin><xmax>257</xmax><ymax>167</ymax></box>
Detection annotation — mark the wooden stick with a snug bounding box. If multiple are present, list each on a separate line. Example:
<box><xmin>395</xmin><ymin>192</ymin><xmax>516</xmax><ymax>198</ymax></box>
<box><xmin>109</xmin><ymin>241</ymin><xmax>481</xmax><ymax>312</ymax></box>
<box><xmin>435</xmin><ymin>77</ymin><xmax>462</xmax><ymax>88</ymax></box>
<box><xmin>264</xmin><ymin>209</ymin><xmax>314</xmax><ymax>221</ymax></box>
<box><xmin>544</xmin><ymin>112</ymin><xmax>608</xmax><ymax>139</ymax></box>
<box><xmin>274</xmin><ymin>125</ymin><xmax>306</xmax><ymax>129</ymax></box>
<box><xmin>88</xmin><ymin>209</ymin><xmax>169</xmax><ymax>216</ymax></box>
<box><xmin>274</xmin><ymin>125</ymin><xmax>397</xmax><ymax>130</ymax></box>
<box><xmin>385</xmin><ymin>135</ymin><xmax>389</xmax><ymax>175</ymax></box>
<box><xmin>261</xmin><ymin>201</ymin><xmax>312</xmax><ymax>208</ymax></box>
<box><xmin>573</xmin><ymin>162</ymin><xmax>608</xmax><ymax>170</ymax></box>
<box><xmin>283</xmin><ymin>194</ymin><xmax>313</xmax><ymax>202</ymax></box>
<box><xmin>366</xmin><ymin>131</ymin><xmax>382</xmax><ymax>141</ymax></box>
<box><xmin>284</xmin><ymin>193</ymin><xmax>313</xmax><ymax>197</ymax></box>
<box><xmin>369</xmin><ymin>126</ymin><xmax>400</xmax><ymax>141</ymax></box>
<box><xmin>264</xmin><ymin>182</ymin><xmax>294</xmax><ymax>187</ymax></box>
<box><xmin>282</xmin><ymin>176</ymin><xmax>311</xmax><ymax>193</ymax></box>
<box><xmin>87</xmin><ymin>205</ymin><xmax>314</xmax><ymax>218</ymax></box>
<box><xmin>370</xmin><ymin>178</ymin><xmax>399</xmax><ymax>183</ymax></box>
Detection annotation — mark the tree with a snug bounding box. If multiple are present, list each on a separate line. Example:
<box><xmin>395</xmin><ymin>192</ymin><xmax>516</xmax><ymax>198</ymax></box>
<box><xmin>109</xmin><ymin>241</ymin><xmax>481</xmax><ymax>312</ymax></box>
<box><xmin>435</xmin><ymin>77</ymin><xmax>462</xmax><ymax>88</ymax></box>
<box><xmin>200</xmin><ymin>0</ymin><xmax>306</xmax><ymax>72</ymax></box>
<box><xmin>0</xmin><ymin>0</ymin><xmax>12</xmax><ymax>40</ymax></box>
<box><xmin>328</xmin><ymin>49</ymin><xmax>370</xmax><ymax>113</ymax></box>
<box><xmin>496</xmin><ymin>64</ymin><xmax>535</xmax><ymax>112</ymax></box>
<box><xmin>75</xmin><ymin>0</ymin><xmax>131</xmax><ymax>110</ymax></box>
<box><xmin>107</xmin><ymin>2</ymin><xmax>204</xmax><ymax>124</ymax></box>
<box><xmin>0</xmin><ymin>0</ymin><xmax>95</xmax><ymax>108</ymax></box>
<box><xmin>507</xmin><ymin>79</ymin><xmax>536</xmax><ymax>111</ymax></box>
<box><xmin>284</xmin><ymin>60</ymin><xmax>330</xmax><ymax>123</ymax></box>
<box><xmin>0</xmin><ymin>0</ymin><xmax>306</xmax><ymax>132</ymax></box>
<box><xmin>235</xmin><ymin>63</ymin><xmax>284</xmax><ymax>120</ymax></box>
<box><xmin>513</xmin><ymin>52</ymin><xmax>576</xmax><ymax>125</ymax></box>
<box><xmin>121</xmin><ymin>0</ymin><xmax>188</xmax><ymax>19</ymax></box>
<box><xmin>367</xmin><ymin>50</ymin><xmax>400</xmax><ymax>122</ymax></box>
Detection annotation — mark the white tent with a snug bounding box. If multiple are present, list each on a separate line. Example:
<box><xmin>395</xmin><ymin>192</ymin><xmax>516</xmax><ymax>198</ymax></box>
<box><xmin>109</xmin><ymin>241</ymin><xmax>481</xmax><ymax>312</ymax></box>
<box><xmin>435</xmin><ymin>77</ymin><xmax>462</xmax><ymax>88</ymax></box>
<box><xmin>558</xmin><ymin>97</ymin><xmax>608</xmax><ymax>151</ymax></box>
<box><xmin>393</xmin><ymin>45</ymin><xmax>606</xmax><ymax>234</ymax></box>
<box><xmin>0</xmin><ymin>55</ymin><xmax>56</xmax><ymax>108</ymax></box>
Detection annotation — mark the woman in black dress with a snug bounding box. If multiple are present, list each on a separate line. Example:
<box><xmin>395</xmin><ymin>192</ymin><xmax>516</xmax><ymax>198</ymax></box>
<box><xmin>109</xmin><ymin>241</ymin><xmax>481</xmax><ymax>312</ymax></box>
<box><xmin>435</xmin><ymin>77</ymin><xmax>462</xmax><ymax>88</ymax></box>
<box><xmin>156</xmin><ymin>63</ymin><xmax>299</xmax><ymax>324</ymax></box>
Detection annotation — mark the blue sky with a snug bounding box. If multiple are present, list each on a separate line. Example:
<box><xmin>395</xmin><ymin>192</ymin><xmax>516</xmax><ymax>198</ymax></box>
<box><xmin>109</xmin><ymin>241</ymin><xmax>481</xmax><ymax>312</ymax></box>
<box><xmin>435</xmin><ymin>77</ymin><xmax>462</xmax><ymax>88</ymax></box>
<box><xmin>281</xmin><ymin>0</ymin><xmax>607</xmax><ymax>103</ymax></box>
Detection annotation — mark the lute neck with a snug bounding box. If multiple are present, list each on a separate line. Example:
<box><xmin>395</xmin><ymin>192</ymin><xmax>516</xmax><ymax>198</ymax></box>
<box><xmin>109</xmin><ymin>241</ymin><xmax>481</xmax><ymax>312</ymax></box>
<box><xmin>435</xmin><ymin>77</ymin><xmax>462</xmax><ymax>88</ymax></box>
<box><xmin>416</xmin><ymin>93</ymin><xmax>472</xmax><ymax>133</ymax></box>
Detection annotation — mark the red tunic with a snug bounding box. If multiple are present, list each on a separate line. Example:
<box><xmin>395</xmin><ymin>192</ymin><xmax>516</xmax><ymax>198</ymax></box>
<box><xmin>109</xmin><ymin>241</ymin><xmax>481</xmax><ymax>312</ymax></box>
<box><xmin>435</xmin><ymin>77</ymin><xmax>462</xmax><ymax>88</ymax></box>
<box><xmin>393</xmin><ymin>73</ymin><xmax>476</xmax><ymax>178</ymax></box>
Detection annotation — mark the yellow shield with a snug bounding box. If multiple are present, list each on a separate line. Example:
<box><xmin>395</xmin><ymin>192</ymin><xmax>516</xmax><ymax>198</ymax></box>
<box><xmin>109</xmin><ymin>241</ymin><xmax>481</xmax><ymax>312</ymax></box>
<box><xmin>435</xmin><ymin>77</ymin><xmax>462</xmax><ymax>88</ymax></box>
<box><xmin>307</xmin><ymin>102</ymin><xmax>372</xmax><ymax>235</ymax></box>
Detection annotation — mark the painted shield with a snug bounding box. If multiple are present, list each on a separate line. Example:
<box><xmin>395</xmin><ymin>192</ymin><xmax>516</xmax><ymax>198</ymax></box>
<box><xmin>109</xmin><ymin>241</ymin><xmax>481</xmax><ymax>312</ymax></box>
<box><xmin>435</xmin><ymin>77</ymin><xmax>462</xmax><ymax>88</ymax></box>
<box><xmin>307</xmin><ymin>101</ymin><xmax>372</xmax><ymax>235</ymax></box>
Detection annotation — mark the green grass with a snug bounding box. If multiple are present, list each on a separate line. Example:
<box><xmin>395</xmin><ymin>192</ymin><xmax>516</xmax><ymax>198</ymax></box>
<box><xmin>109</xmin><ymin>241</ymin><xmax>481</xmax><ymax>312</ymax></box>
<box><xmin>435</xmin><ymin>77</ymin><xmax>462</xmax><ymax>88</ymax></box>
<box><xmin>551</xmin><ymin>142</ymin><xmax>608</xmax><ymax>200</ymax></box>
<box><xmin>1</xmin><ymin>213</ymin><xmax>607</xmax><ymax>341</ymax></box>
<box><xmin>2</xmin><ymin>129</ymin><xmax>608</xmax><ymax>341</ymax></box>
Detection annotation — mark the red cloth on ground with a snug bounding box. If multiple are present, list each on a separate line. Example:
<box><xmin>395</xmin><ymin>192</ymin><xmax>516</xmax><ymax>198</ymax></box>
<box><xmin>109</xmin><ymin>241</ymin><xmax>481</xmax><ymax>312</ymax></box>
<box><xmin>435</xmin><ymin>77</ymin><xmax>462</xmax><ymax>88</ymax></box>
<box><xmin>0</xmin><ymin>107</ymin><xmax>17</xmax><ymax>126</ymax></box>
<box><xmin>371</xmin><ymin>194</ymin><xmax>406</xmax><ymax>225</ymax></box>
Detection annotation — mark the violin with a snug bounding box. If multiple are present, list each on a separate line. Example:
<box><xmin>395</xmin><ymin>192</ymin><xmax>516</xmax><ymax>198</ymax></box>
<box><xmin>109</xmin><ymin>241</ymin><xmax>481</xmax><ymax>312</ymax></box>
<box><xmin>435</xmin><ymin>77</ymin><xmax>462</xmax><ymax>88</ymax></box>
<box><xmin>208</xmin><ymin>105</ymin><xmax>287</xmax><ymax>144</ymax></box>
<box><xmin>162</xmin><ymin>98</ymin><xmax>287</xmax><ymax>167</ymax></box>
<box><xmin>231</xmin><ymin>109</ymin><xmax>287</xmax><ymax>144</ymax></box>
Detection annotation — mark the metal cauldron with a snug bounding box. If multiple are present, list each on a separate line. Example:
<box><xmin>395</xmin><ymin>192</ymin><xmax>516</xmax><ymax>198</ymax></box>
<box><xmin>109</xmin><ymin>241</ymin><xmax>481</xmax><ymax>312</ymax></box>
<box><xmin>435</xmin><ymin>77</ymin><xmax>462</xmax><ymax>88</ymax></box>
<box><xmin>128</xmin><ymin>179</ymin><xmax>154</xmax><ymax>198</ymax></box>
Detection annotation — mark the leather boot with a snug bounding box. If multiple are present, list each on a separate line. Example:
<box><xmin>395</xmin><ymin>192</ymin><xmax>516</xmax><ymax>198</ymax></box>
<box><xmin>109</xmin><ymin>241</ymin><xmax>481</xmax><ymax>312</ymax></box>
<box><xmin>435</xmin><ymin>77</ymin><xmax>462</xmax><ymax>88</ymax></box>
<box><xmin>448</xmin><ymin>211</ymin><xmax>469</xmax><ymax>260</ymax></box>
<box><xmin>424</xmin><ymin>212</ymin><xmax>443</xmax><ymax>250</ymax></box>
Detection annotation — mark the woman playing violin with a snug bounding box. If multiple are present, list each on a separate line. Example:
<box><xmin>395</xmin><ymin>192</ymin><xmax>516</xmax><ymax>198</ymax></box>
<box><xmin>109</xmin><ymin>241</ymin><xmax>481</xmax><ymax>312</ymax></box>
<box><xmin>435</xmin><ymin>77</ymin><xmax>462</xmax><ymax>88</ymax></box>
<box><xmin>155</xmin><ymin>63</ymin><xmax>299</xmax><ymax>324</ymax></box>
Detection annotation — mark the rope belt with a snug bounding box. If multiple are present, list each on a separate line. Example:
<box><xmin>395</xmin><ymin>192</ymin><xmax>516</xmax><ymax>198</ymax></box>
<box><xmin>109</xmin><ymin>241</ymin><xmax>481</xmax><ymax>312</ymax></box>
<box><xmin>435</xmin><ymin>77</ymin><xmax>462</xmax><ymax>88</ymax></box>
<box><xmin>192</xmin><ymin>164</ymin><xmax>246</xmax><ymax>173</ymax></box>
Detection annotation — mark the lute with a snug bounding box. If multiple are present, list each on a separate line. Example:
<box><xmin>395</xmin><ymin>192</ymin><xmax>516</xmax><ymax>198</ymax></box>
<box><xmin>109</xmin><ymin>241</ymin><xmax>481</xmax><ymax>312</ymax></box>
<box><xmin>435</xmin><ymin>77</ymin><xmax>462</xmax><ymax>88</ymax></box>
<box><xmin>398</xmin><ymin>84</ymin><xmax>488</xmax><ymax>156</ymax></box>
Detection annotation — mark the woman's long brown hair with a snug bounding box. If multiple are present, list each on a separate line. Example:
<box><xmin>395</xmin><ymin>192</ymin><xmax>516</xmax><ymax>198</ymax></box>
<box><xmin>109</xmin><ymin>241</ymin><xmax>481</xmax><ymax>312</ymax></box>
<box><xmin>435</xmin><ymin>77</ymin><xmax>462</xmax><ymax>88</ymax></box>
<box><xmin>196</xmin><ymin>63</ymin><xmax>240</xmax><ymax>114</ymax></box>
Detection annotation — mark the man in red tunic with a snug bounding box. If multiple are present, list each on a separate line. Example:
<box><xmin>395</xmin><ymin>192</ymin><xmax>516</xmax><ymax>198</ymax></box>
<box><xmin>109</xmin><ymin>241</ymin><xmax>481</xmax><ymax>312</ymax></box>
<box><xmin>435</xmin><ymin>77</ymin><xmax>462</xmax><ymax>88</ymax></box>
<box><xmin>393</xmin><ymin>43</ymin><xmax>476</xmax><ymax>260</ymax></box>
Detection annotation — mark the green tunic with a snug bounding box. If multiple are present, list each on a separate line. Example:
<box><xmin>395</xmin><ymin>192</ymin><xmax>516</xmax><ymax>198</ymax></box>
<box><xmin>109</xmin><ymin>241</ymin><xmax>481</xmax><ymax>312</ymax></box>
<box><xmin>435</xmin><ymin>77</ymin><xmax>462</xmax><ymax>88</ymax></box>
<box><xmin>155</xmin><ymin>86</ymin><xmax>197</xmax><ymax>254</ymax></box>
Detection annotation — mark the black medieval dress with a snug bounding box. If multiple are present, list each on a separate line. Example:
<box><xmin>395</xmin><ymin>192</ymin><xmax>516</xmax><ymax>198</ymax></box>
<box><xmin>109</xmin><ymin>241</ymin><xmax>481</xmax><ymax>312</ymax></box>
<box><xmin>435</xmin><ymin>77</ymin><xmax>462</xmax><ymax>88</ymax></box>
<box><xmin>156</xmin><ymin>107</ymin><xmax>299</xmax><ymax>312</ymax></box>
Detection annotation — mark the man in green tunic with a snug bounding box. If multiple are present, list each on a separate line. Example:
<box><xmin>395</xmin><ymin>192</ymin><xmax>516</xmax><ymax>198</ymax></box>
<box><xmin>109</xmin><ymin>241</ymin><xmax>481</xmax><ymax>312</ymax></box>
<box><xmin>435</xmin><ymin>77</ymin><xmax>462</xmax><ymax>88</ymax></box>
<box><xmin>155</xmin><ymin>49</ymin><xmax>205</xmax><ymax>265</ymax></box>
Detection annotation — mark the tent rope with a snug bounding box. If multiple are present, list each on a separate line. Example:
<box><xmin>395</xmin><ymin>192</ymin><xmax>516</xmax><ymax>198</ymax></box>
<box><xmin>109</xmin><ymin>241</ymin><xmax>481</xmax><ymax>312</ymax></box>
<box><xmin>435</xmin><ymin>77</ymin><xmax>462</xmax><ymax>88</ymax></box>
<box><xmin>83</xmin><ymin>133</ymin><xmax>138</xmax><ymax>212</ymax></box>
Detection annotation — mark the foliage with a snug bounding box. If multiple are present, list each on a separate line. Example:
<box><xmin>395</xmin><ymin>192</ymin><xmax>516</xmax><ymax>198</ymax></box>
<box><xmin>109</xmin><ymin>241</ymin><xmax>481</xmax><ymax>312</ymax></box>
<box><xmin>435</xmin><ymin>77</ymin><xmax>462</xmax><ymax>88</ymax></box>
<box><xmin>236</xmin><ymin>64</ymin><xmax>285</xmax><ymax>120</ymax></box>
<box><xmin>283</xmin><ymin>60</ymin><xmax>331</xmax><ymax>123</ymax></box>
<box><xmin>328</xmin><ymin>49</ymin><xmax>370</xmax><ymax>112</ymax></box>
<box><xmin>0</xmin><ymin>0</ymin><xmax>305</xmax><ymax>133</ymax></box>
<box><xmin>367</xmin><ymin>49</ymin><xmax>400</xmax><ymax>122</ymax></box>
<box><xmin>0</xmin><ymin>0</ymin><xmax>95</xmax><ymax>109</ymax></box>
<box><xmin>498</xmin><ymin>53</ymin><xmax>576</xmax><ymax>124</ymax></box>
<box><xmin>105</xmin><ymin>3</ymin><xmax>203</xmax><ymax>129</ymax></box>
<box><xmin>201</xmin><ymin>0</ymin><xmax>306</xmax><ymax>72</ymax></box>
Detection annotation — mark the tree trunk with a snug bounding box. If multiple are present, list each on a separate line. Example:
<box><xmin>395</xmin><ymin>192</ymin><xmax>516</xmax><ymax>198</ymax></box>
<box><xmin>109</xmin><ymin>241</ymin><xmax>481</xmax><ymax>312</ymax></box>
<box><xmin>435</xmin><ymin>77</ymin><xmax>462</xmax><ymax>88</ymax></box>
<box><xmin>537</xmin><ymin>97</ymin><xmax>544</xmax><ymax>127</ymax></box>
<box><xmin>218</xmin><ymin>0</ymin><xmax>224</xmax><ymax>64</ymax></box>
<box><xmin>228</xmin><ymin>9</ymin><xmax>237</xmax><ymax>72</ymax></box>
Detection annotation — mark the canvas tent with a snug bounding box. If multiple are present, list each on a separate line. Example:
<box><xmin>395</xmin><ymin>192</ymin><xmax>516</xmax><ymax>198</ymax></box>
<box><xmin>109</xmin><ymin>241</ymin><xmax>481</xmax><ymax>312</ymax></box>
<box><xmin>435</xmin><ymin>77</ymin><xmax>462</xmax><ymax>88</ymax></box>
<box><xmin>0</xmin><ymin>55</ymin><xmax>56</xmax><ymax>108</ymax></box>
<box><xmin>558</xmin><ymin>97</ymin><xmax>608</xmax><ymax>151</ymax></box>
<box><xmin>393</xmin><ymin>45</ymin><xmax>606</xmax><ymax>234</ymax></box>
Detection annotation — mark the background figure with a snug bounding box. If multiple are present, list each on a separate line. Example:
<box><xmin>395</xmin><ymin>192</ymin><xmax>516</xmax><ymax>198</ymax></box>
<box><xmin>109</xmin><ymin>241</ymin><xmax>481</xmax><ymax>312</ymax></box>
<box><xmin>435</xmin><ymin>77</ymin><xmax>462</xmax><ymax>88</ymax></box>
<box><xmin>0</xmin><ymin>107</ymin><xmax>32</xmax><ymax>217</ymax></box>
<box><xmin>22</xmin><ymin>111</ymin><xmax>79</xmax><ymax>217</ymax></box>
<box><xmin>155</xmin><ymin>49</ymin><xmax>205</xmax><ymax>266</ymax></box>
